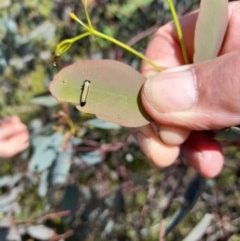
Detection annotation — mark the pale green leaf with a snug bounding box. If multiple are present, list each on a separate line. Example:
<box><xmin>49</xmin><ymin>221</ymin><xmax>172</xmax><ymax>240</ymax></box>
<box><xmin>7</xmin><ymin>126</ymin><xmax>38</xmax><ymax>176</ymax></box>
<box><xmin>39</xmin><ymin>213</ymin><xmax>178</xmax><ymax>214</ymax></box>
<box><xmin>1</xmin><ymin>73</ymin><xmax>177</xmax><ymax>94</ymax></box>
<box><xmin>27</xmin><ymin>225</ymin><xmax>54</xmax><ymax>240</ymax></box>
<box><xmin>183</xmin><ymin>214</ymin><xmax>214</xmax><ymax>241</ymax></box>
<box><xmin>85</xmin><ymin>119</ymin><xmax>121</xmax><ymax>130</ymax></box>
<box><xmin>50</xmin><ymin>59</ymin><xmax>151</xmax><ymax>127</ymax></box>
<box><xmin>165</xmin><ymin>174</ymin><xmax>206</xmax><ymax>236</ymax></box>
<box><xmin>52</xmin><ymin>143</ymin><xmax>72</xmax><ymax>185</ymax></box>
<box><xmin>80</xmin><ymin>151</ymin><xmax>102</xmax><ymax>166</ymax></box>
<box><xmin>194</xmin><ymin>0</ymin><xmax>228</xmax><ymax>63</ymax></box>
<box><xmin>31</xmin><ymin>95</ymin><xmax>59</xmax><ymax>107</ymax></box>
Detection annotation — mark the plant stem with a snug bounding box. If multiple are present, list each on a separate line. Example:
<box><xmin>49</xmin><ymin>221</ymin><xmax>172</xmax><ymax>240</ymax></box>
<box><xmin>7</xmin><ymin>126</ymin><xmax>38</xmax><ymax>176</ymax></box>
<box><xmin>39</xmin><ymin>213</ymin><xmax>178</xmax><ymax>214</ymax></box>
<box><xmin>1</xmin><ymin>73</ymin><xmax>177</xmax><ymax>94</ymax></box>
<box><xmin>69</xmin><ymin>10</ymin><xmax>161</xmax><ymax>71</ymax></box>
<box><xmin>82</xmin><ymin>0</ymin><xmax>94</xmax><ymax>30</ymax></box>
<box><xmin>92</xmin><ymin>29</ymin><xmax>161</xmax><ymax>71</ymax></box>
<box><xmin>69</xmin><ymin>12</ymin><xmax>89</xmax><ymax>29</ymax></box>
<box><xmin>55</xmin><ymin>32</ymin><xmax>91</xmax><ymax>56</ymax></box>
<box><xmin>166</xmin><ymin>0</ymin><xmax>189</xmax><ymax>64</ymax></box>
<box><xmin>72</xmin><ymin>32</ymin><xmax>91</xmax><ymax>43</ymax></box>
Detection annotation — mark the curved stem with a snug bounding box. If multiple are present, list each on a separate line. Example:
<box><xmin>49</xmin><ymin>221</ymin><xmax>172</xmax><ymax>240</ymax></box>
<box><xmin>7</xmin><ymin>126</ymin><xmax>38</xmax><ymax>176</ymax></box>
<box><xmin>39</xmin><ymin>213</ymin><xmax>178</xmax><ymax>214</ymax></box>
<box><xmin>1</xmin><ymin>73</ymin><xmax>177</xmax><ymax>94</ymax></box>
<box><xmin>55</xmin><ymin>32</ymin><xmax>91</xmax><ymax>56</ymax></box>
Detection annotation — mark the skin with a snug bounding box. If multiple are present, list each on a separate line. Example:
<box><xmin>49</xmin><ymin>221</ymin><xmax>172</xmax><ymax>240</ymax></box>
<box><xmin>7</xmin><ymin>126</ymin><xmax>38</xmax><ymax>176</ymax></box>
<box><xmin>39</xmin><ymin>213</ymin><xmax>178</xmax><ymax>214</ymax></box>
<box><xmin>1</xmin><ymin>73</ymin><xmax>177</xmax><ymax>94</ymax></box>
<box><xmin>0</xmin><ymin>116</ymin><xmax>29</xmax><ymax>158</ymax></box>
<box><xmin>136</xmin><ymin>1</ymin><xmax>240</xmax><ymax>178</ymax></box>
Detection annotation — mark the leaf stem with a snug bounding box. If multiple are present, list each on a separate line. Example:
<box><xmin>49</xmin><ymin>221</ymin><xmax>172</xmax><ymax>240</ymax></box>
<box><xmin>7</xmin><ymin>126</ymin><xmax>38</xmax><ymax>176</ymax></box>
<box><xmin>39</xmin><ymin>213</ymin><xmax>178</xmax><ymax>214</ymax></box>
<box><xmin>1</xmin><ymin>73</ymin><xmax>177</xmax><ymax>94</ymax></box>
<box><xmin>72</xmin><ymin>32</ymin><xmax>91</xmax><ymax>43</ymax></box>
<box><xmin>92</xmin><ymin>29</ymin><xmax>161</xmax><ymax>71</ymax></box>
<box><xmin>166</xmin><ymin>0</ymin><xmax>189</xmax><ymax>64</ymax></box>
<box><xmin>82</xmin><ymin>0</ymin><xmax>94</xmax><ymax>30</ymax></box>
<box><xmin>69</xmin><ymin>12</ymin><xmax>89</xmax><ymax>30</ymax></box>
<box><xmin>57</xmin><ymin>8</ymin><xmax>162</xmax><ymax>71</ymax></box>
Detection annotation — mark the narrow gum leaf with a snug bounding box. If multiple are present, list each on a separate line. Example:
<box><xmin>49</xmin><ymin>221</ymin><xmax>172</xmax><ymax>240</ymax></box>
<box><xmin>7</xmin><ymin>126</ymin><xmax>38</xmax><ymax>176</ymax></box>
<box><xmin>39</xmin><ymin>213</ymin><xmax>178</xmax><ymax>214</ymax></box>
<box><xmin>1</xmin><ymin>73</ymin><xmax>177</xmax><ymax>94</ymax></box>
<box><xmin>194</xmin><ymin>0</ymin><xmax>228</xmax><ymax>63</ymax></box>
<box><xmin>50</xmin><ymin>59</ymin><xmax>151</xmax><ymax>127</ymax></box>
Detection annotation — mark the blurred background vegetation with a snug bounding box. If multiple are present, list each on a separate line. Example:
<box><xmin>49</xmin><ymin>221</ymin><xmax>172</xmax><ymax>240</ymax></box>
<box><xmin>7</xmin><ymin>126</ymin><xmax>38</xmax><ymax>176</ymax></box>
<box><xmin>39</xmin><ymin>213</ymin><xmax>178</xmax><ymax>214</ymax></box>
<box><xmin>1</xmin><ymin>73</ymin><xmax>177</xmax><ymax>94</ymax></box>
<box><xmin>1</xmin><ymin>0</ymin><xmax>240</xmax><ymax>241</ymax></box>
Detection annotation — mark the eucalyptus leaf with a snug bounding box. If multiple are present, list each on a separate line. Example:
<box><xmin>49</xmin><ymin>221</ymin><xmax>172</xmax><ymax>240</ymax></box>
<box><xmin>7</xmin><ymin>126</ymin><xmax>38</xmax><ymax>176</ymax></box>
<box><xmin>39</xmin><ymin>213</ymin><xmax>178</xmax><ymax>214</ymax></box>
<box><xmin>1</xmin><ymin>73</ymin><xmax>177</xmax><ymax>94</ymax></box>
<box><xmin>27</xmin><ymin>225</ymin><xmax>54</xmax><ymax>240</ymax></box>
<box><xmin>52</xmin><ymin>143</ymin><xmax>72</xmax><ymax>185</ymax></box>
<box><xmin>193</xmin><ymin>0</ymin><xmax>228</xmax><ymax>62</ymax></box>
<box><xmin>29</xmin><ymin>136</ymin><xmax>56</xmax><ymax>172</ymax></box>
<box><xmin>80</xmin><ymin>150</ymin><xmax>102</xmax><ymax>166</ymax></box>
<box><xmin>50</xmin><ymin>59</ymin><xmax>151</xmax><ymax>127</ymax></box>
<box><xmin>216</xmin><ymin>126</ymin><xmax>240</xmax><ymax>142</ymax></box>
<box><xmin>165</xmin><ymin>174</ymin><xmax>206</xmax><ymax>237</ymax></box>
<box><xmin>60</xmin><ymin>184</ymin><xmax>80</xmax><ymax>212</ymax></box>
<box><xmin>183</xmin><ymin>213</ymin><xmax>214</xmax><ymax>241</ymax></box>
<box><xmin>85</xmin><ymin>118</ymin><xmax>121</xmax><ymax>130</ymax></box>
<box><xmin>0</xmin><ymin>174</ymin><xmax>22</xmax><ymax>188</ymax></box>
<box><xmin>31</xmin><ymin>95</ymin><xmax>59</xmax><ymax>107</ymax></box>
<box><xmin>38</xmin><ymin>169</ymin><xmax>49</xmax><ymax>197</ymax></box>
<box><xmin>29</xmin><ymin>133</ymin><xmax>64</xmax><ymax>172</ymax></box>
<box><xmin>0</xmin><ymin>185</ymin><xmax>23</xmax><ymax>209</ymax></box>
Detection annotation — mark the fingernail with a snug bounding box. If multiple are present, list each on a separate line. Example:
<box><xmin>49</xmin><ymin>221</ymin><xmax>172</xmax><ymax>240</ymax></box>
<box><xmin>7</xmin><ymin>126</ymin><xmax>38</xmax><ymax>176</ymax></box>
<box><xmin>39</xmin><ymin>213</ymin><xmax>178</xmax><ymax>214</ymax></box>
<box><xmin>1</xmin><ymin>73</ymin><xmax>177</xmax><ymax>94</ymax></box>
<box><xmin>142</xmin><ymin>67</ymin><xmax>197</xmax><ymax>113</ymax></box>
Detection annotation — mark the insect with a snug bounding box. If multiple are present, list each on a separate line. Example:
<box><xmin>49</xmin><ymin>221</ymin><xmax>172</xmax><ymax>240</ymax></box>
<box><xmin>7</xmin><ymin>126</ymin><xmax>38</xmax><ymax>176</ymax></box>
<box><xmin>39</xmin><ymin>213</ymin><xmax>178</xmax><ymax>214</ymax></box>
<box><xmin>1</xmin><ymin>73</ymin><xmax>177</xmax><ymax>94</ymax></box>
<box><xmin>80</xmin><ymin>80</ymin><xmax>91</xmax><ymax>107</ymax></box>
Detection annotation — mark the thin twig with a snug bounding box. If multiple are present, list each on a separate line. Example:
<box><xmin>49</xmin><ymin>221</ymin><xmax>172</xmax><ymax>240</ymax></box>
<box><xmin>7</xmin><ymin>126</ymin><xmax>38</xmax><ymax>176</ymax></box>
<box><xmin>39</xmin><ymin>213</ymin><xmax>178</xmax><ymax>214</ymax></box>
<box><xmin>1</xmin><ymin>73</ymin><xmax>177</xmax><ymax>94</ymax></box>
<box><xmin>159</xmin><ymin>220</ymin><xmax>165</xmax><ymax>241</ymax></box>
<box><xmin>13</xmin><ymin>210</ymin><xmax>71</xmax><ymax>225</ymax></box>
<box><xmin>126</xmin><ymin>24</ymin><xmax>159</xmax><ymax>47</ymax></box>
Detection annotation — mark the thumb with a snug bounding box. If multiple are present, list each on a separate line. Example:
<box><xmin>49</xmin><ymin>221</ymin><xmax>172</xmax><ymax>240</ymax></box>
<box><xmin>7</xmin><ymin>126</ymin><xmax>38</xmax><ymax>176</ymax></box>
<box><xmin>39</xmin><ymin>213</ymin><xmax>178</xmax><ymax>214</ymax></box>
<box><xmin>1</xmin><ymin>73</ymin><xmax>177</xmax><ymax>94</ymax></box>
<box><xmin>141</xmin><ymin>51</ymin><xmax>240</xmax><ymax>130</ymax></box>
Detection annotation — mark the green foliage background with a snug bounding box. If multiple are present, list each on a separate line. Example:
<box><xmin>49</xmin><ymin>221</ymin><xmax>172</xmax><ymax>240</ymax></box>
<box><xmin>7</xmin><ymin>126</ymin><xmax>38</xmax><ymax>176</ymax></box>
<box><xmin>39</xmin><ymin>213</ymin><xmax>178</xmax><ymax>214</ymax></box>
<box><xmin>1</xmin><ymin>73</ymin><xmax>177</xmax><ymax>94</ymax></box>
<box><xmin>1</xmin><ymin>1</ymin><xmax>240</xmax><ymax>241</ymax></box>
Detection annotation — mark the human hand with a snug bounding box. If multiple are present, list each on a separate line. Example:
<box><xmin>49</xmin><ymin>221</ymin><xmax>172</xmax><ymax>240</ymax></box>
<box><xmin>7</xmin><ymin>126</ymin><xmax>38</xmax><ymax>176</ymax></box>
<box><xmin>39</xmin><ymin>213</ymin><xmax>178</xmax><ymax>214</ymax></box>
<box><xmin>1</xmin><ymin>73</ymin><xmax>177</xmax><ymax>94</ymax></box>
<box><xmin>136</xmin><ymin>2</ymin><xmax>240</xmax><ymax>178</ymax></box>
<box><xmin>0</xmin><ymin>116</ymin><xmax>29</xmax><ymax>158</ymax></box>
